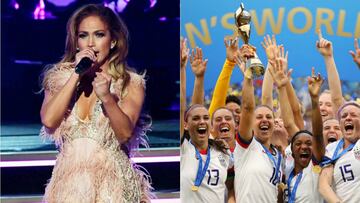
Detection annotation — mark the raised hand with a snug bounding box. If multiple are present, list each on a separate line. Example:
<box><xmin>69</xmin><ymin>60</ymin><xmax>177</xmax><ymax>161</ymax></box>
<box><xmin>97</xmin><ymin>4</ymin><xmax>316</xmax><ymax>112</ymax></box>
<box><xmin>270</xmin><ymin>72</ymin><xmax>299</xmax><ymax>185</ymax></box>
<box><xmin>180</xmin><ymin>37</ymin><xmax>190</xmax><ymax>69</ymax></box>
<box><xmin>234</xmin><ymin>44</ymin><xmax>255</xmax><ymax>75</ymax></box>
<box><xmin>268</xmin><ymin>45</ymin><xmax>288</xmax><ymax>69</ymax></box>
<box><xmin>224</xmin><ymin>36</ymin><xmax>239</xmax><ymax>62</ymax></box>
<box><xmin>316</xmin><ymin>28</ymin><xmax>333</xmax><ymax>57</ymax></box>
<box><xmin>349</xmin><ymin>38</ymin><xmax>360</xmax><ymax>68</ymax></box>
<box><xmin>308</xmin><ymin>67</ymin><xmax>324</xmax><ymax>98</ymax></box>
<box><xmin>234</xmin><ymin>53</ymin><xmax>245</xmax><ymax>75</ymax></box>
<box><xmin>276</xmin><ymin>46</ymin><xmax>288</xmax><ymax>69</ymax></box>
<box><xmin>239</xmin><ymin>44</ymin><xmax>256</xmax><ymax>60</ymax></box>
<box><xmin>261</xmin><ymin>34</ymin><xmax>279</xmax><ymax>63</ymax></box>
<box><xmin>269</xmin><ymin>58</ymin><xmax>289</xmax><ymax>88</ymax></box>
<box><xmin>189</xmin><ymin>47</ymin><xmax>208</xmax><ymax>77</ymax></box>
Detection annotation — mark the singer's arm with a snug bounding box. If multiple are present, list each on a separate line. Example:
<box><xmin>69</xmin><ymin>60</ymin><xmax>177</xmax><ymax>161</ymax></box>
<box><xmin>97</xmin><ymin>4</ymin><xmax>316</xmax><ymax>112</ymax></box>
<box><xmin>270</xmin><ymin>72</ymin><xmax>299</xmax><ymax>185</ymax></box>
<box><xmin>40</xmin><ymin>73</ymin><xmax>80</xmax><ymax>132</ymax></box>
<box><xmin>96</xmin><ymin>73</ymin><xmax>144</xmax><ymax>144</ymax></box>
<box><xmin>41</xmin><ymin>49</ymin><xmax>96</xmax><ymax>132</ymax></box>
<box><xmin>100</xmin><ymin>78</ymin><xmax>145</xmax><ymax>143</ymax></box>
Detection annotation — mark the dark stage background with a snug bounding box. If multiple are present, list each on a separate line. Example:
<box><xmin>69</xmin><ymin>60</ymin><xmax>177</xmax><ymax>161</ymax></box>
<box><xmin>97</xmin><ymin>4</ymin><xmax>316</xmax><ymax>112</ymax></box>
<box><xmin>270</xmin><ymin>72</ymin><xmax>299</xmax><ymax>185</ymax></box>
<box><xmin>1</xmin><ymin>0</ymin><xmax>180</xmax><ymax>123</ymax></box>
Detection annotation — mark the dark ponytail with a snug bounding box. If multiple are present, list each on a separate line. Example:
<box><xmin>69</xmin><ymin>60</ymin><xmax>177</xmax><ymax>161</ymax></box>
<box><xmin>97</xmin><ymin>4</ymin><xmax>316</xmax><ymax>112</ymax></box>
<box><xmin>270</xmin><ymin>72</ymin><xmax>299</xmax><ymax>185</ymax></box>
<box><xmin>209</xmin><ymin>138</ymin><xmax>228</xmax><ymax>154</ymax></box>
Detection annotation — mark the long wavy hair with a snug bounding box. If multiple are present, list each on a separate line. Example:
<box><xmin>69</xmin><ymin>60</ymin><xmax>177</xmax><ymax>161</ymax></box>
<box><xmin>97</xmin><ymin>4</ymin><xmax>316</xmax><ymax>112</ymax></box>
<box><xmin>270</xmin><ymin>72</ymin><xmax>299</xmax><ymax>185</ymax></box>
<box><xmin>60</xmin><ymin>4</ymin><xmax>131</xmax><ymax>92</ymax></box>
<box><xmin>182</xmin><ymin>104</ymin><xmax>228</xmax><ymax>154</ymax></box>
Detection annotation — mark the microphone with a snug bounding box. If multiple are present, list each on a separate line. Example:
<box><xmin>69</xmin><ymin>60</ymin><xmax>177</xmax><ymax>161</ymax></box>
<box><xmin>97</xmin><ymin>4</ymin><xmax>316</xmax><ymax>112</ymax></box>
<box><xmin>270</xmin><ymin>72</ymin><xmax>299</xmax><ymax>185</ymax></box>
<box><xmin>75</xmin><ymin>57</ymin><xmax>93</xmax><ymax>74</ymax></box>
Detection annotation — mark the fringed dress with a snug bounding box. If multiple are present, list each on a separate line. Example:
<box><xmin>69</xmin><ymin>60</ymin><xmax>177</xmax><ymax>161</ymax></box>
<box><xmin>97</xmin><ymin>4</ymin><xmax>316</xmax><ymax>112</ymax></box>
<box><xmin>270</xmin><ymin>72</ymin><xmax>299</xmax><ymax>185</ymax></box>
<box><xmin>40</xmin><ymin>63</ymin><xmax>152</xmax><ymax>203</ymax></box>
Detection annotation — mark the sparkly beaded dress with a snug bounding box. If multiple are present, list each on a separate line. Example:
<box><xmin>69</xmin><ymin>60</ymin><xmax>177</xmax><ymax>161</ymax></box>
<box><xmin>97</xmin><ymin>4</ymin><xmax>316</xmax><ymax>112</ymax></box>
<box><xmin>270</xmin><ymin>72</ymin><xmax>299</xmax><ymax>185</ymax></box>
<box><xmin>40</xmin><ymin>63</ymin><xmax>151</xmax><ymax>203</ymax></box>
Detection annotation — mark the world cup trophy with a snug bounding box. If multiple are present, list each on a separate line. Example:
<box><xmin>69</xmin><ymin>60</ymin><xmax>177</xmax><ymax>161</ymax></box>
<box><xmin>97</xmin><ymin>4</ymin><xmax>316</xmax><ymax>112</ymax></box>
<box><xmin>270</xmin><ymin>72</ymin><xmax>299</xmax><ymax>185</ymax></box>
<box><xmin>235</xmin><ymin>3</ymin><xmax>265</xmax><ymax>78</ymax></box>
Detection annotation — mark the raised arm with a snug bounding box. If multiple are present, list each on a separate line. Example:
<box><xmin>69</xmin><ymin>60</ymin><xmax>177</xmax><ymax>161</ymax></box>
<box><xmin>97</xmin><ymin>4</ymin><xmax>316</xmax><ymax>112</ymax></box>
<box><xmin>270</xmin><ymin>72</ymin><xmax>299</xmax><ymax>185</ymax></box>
<box><xmin>180</xmin><ymin>37</ymin><xmax>189</xmax><ymax>138</ymax></box>
<box><xmin>349</xmin><ymin>38</ymin><xmax>360</xmax><ymax>69</ymax></box>
<box><xmin>319</xmin><ymin>165</ymin><xmax>342</xmax><ymax>203</ymax></box>
<box><xmin>261</xmin><ymin>34</ymin><xmax>278</xmax><ymax>108</ymax></box>
<box><xmin>285</xmin><ymin>72</ymin><xmax>305</xmax><ymax>130</ymax></box>
<box><xmin>269</xmin><ymin>53</ymin><xmax>299</xmax><ymax>137</ymax></box>
<box><xmin>208</xmin><ymin>36</ymin><xmax>238</xmax><ymax>117</ymax></box>
<box><xmin>190</xmin><ymin>47</ymin><xmax>208</xmax><ymax>105</ymax></box>
<box><xmin>208</xmin><ymin>36</ymin><xmax>254</xmax><ymax>117</ymax></box>
<box><xmin>262</xmin><ymin>67</ymin><xmax>274</xmax><ymax>107</ymax></box>
<box><xmin>261</xmin><ymin>35</ymin><xmax>304</xmax><ymax>129</ymax></box>
<box><xmin>316</xmin><ymin>28</ymin><xmax>344</xmax><ymax>114</ymax></box>
<box><xmin>280</xmin><ymin>46</ymin><xmax>304</xmax><ymax>130</ymax></box>
<box><xmin>238</xmin><ymin>65</ymin><xmax>255</xmax><ymax>142</ymax></box>
<box><xmin>307</xmin><ymin>67</ymin><xmax>325</xmax><ymax>161</ymax></box>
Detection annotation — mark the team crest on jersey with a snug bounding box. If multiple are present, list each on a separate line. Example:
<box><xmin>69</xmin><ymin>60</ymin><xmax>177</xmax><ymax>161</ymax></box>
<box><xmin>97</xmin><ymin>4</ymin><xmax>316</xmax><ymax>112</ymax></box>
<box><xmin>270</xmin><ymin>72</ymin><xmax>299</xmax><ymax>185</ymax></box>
<box><xmin>218</xmin><ymin>154</ymin><xmax>227</xmax><ymax>168</ymax></box>
<box><xmin>353</xmin><ymin>142</ymin><xmax>360</xmax><ymax>161</ymax></box>
<box><xmin>285</xmin><ymin>150</ymin><xmax>292</xmax><ymax>158</ymax></box>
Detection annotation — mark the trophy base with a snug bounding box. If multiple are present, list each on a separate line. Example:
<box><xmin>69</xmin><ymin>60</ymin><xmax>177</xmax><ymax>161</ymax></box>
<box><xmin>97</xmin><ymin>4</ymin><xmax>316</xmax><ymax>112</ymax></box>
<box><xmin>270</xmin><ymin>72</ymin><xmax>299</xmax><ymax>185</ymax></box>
<box><xmin>245</xmin><ymin>57</ymin><xmax>265</xmax><ymax>78</ymax></box>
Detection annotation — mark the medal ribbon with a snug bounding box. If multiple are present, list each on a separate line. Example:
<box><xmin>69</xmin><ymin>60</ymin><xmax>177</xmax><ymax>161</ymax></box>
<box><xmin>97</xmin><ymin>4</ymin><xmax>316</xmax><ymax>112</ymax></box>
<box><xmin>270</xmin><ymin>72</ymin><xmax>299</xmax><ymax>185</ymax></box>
<box><xmin>261</xmin><ymin>144</ymin><xmax>282</xmax><ymax>183</ymax></box>
<box><xmin>321</xmin><ymin>139</ymin><xmax>355</xmax><ymax>166</ymax></box>
<box><xmin>287</xmin><ymin>170</ymin><xmax>303</xmax><ymax>203</ymax></box>
<box><xmin>191</xmin><ymin>142</ymin><xmax>211</xmax><ymax>190</ymax></box>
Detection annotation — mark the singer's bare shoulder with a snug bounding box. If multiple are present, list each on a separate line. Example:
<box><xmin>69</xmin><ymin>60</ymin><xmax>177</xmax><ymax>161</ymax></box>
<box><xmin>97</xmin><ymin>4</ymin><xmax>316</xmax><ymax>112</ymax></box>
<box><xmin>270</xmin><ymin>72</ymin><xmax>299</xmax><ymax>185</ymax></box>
<box><xmin>42</xmin><ymin>62</ymin><xmax>75</xmax><ymax>94</ymax></box>
<box><xmin>111</xmin><ymin>70</ymin><xmax>145</xmax><ymax>101</ymax></box>
<box><xmin>128</xmin><ymin>70</ymin><xmax>146</xmax><ymax>89</ymax></box>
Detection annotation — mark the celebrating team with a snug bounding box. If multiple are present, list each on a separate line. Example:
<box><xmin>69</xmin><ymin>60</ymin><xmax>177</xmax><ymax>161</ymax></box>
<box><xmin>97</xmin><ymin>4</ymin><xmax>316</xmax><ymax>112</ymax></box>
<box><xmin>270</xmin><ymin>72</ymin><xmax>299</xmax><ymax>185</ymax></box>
<box><xmin>180</xmin><ymin>30</ymin><xmax>360</xmax><ymax>203</ymax></box>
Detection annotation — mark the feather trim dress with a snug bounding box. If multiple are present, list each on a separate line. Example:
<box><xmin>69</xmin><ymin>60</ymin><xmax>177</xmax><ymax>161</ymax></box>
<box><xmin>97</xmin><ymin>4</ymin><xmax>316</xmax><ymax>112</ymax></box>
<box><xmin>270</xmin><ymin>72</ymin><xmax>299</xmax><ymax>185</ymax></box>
<box><xmin>40</xmin><ymin>63</ymin><xmax>152</xmax><ymax>203</ymax></box>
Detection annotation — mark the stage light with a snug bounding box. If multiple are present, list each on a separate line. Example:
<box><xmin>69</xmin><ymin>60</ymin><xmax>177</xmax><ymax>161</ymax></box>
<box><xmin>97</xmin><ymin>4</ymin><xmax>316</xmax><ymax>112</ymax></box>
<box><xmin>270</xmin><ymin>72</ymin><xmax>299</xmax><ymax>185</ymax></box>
<box><xmin>149</xmin><ymin>0</ymin><xmax>157</xmax><ymax>8</ymax></box>
<box><xmin>104</xmin><ymin>0</ymin><xmax>129</xmax><ymax>13</ymax></box>
<box><xmin>33</xmin><ymin>0</ymin><xmax>45</xmax><ymax>20</ymax></box>
<box><xmin>159</xmin><ymin>16</ymin><xmax>167</xmax><ymax>22</ymax></box>
<box><xmin>46</xmin><ymin>0</ymin><xmax>76</xmax><ymax>7</ymax></box>
<box><xmin>14</xmin><ymin>2</ymin><xmax>20</xmax><ymax>10</ymax></box>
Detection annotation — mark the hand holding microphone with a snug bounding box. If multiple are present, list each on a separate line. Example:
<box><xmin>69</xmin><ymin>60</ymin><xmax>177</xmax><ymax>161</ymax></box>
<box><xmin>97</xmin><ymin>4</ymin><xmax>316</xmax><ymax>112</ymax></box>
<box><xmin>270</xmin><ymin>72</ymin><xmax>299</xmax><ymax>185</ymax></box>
<box><xmin>74</xmin><ymin>48</ymin><xmax>97</xmax><ymax>75</ymax></box>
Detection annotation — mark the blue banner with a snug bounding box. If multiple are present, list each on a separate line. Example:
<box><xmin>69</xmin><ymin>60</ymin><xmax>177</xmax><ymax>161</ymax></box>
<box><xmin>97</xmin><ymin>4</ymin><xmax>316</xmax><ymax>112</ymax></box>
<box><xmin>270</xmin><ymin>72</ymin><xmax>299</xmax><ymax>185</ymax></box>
<box><xmin>181</xmin><ymin>0</ymin><xmax>360</xmax><ymax>96</ymax></box>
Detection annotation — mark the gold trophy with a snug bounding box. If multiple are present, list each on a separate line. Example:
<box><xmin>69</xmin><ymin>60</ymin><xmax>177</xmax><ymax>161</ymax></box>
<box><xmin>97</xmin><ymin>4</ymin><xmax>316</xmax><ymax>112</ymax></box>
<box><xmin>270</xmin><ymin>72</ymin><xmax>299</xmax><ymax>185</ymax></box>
<box><xmin>235</xmin><ymin>3</ymin><xmax>265</xmax><ymax>78</ymax></box>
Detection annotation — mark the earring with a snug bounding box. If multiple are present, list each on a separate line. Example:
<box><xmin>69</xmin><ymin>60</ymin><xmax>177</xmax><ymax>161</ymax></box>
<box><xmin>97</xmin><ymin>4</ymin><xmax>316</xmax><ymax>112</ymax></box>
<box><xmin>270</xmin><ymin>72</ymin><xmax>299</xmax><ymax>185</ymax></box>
<box><xmin>111</xmin><ymin>41</ymin><xmax>116</xmax><ymax>49</ymax></box>
<box><xmin>76</xmin><ymin>47</ymin><xmax>80</xmax><ymax>51</ymax></box>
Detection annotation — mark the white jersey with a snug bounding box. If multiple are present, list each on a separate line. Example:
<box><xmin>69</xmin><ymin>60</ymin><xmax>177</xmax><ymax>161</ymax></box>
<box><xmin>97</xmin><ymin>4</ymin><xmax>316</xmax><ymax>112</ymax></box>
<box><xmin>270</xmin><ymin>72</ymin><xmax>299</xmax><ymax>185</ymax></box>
<box><xmin>285</xmin><ymin>145</ymin><xmax>294</xmax><ymax>177</ymax></box>
<box><xmin>234</xmin><ymin>137</ymin><xmax>284</xmax><ymax>203</ymax></box>
<box><xmin>224</xmin><ymin>141</ymin><xmax>238</xmax><ymax>202</ymax></box>
<box><xmin>228</xmin><ymin>141</ymin><xmax>239</xmax><ymax>170</ymax></box>
<box><xmin>180</xmin><ymin>139</ymin><xmax>230</xmax><ymax>203</ymax></box>
<box><xmin>323</xmin><ymin>139</ymin><xmax>360</xmax><ymax>203</ymax></box>
<box><xmin>285</xmin><ymin>161</ymin><xmax>323</xmax><ymax>203</ymax></box>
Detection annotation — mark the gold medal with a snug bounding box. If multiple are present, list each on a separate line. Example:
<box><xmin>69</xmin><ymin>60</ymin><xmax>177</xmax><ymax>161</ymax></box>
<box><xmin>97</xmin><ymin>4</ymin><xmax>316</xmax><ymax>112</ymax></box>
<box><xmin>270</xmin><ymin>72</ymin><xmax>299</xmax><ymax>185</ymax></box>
<box><xmin>313</xmin><ymin>165</ymin><xmax>321</xmax><ymax>174</ymax></box>
<box><xmin>278</xmin><ymin>183</ymin><xmax>287</xmax><ymax>191</ymax></box>
<box><xmin>191</xmin><ymin>185</ymin><xmax>199</xmax><ymax>191</ymax></box>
